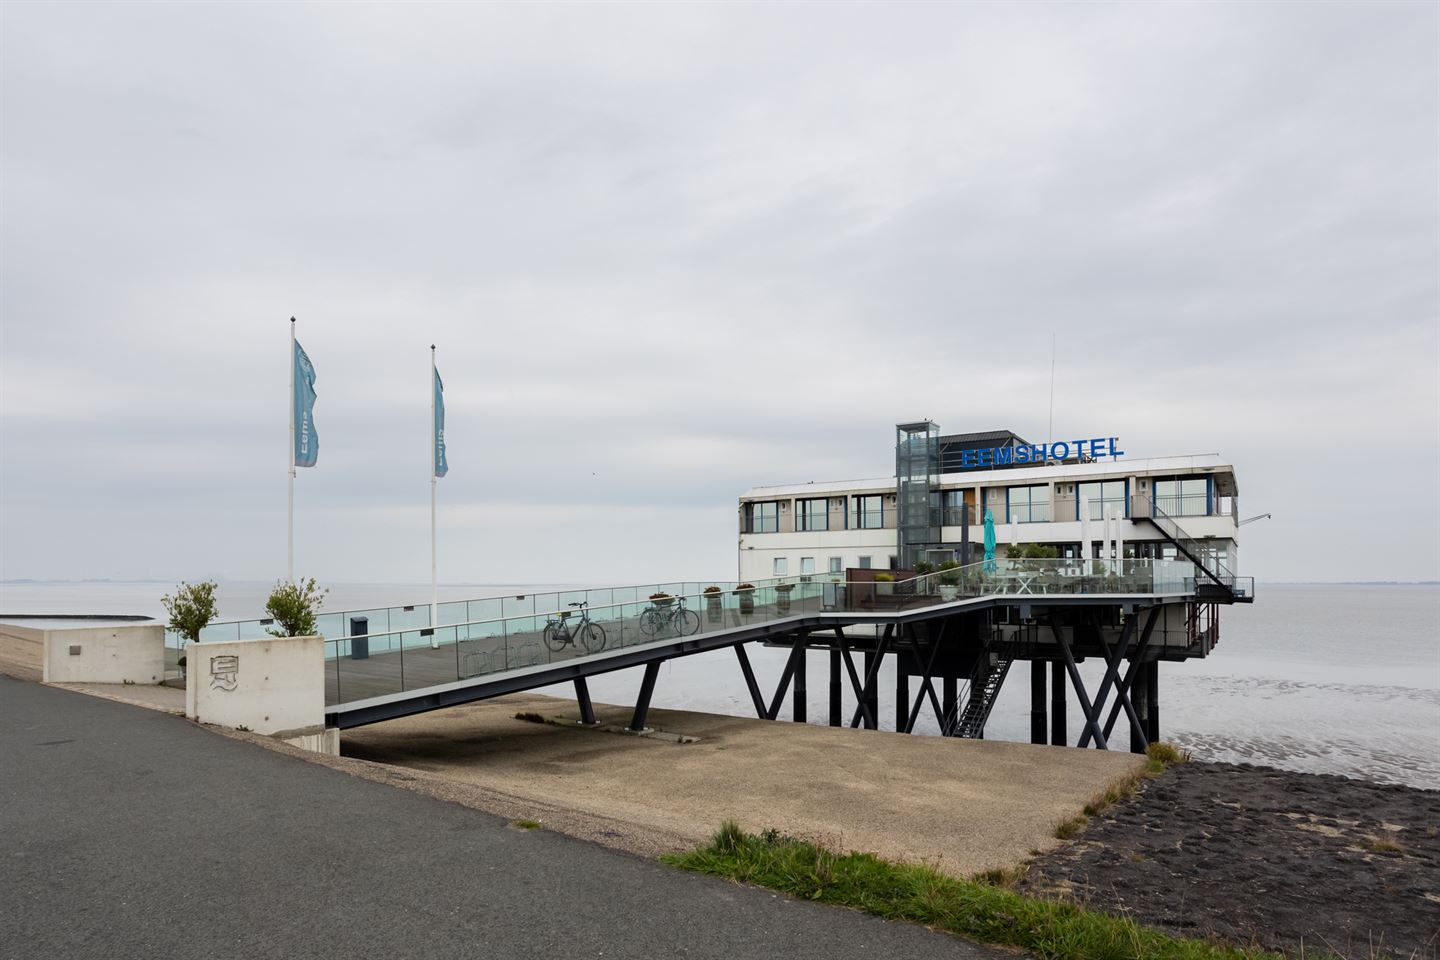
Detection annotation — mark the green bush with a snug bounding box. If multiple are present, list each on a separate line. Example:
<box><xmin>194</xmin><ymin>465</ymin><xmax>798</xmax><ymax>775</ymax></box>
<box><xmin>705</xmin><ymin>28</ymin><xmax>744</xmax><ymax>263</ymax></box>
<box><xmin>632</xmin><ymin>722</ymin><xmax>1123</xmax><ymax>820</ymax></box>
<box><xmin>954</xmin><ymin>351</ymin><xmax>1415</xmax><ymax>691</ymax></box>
<box><xmin>873</xmin><ymin>573</ymin><xmax>895</xmax><ymax>582</ymax></box>
<box><xmin>163</xmin><ymin>580</ymin><xmax>218</xmax><ymax>645</ymax></box>
<box><xmin>913</xmin><ymin>560</ymin><xmax>936</xmax><ymax>576</ymax></box>
<box><xmin>265</xmin><ymin>577</ymin><xmax>328</xmax><ymax>638</ymax></box>
<box><xmin>1005</xmin><ymin>544</ymin><xmax>1060</xmax><ymax>560</ymax></box>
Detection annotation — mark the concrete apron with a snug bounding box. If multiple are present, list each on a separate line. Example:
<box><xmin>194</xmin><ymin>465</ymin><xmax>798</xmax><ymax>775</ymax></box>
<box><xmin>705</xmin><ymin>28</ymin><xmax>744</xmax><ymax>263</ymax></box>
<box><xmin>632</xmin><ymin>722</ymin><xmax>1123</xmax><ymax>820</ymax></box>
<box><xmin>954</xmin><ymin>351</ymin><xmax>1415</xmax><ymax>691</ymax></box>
<box><xmin>339</xmin><ymin>692</ymin><xmax>1147</xmax><ymax>878</ymax></box>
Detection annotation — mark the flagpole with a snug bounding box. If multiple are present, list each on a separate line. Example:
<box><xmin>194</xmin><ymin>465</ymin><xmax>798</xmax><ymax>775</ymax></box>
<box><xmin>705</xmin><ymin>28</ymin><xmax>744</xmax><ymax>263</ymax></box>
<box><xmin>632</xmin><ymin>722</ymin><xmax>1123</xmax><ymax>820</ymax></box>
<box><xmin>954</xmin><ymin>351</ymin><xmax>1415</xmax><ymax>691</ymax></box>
<box><xmin>430</xmin><ymin>344</ymin><xmax>439</xmax><ymax>645</ymax></box>
<box><xmin>288</xmin><ymin>317</ymin><xmax>296</xmax><ymax>584</ymax></box>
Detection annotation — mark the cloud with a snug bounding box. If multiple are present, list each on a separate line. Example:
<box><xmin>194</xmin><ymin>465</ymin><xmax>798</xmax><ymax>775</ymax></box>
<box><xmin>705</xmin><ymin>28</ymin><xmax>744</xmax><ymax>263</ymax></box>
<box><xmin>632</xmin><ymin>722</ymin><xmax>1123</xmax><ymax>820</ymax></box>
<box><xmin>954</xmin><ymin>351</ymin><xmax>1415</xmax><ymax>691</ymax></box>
<box><xmin>2</xmin><ymin>0</ymin><xmax>1436</xmax><ymax>586</ymax></box>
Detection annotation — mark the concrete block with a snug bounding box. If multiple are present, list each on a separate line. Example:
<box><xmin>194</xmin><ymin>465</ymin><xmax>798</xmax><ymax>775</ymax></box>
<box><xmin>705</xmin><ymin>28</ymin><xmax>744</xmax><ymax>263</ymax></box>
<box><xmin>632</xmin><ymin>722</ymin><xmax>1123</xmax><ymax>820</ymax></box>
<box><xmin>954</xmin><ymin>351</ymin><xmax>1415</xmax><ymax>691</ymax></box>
<box><xmin>41</xmin><ymin>625</ymin><xmax>165</xmax><ymax>684</ymax></box>
<box><xmin>185</xmin><ymin>635</ymin><xmax>324</xmax><ymax>736</ymax></box>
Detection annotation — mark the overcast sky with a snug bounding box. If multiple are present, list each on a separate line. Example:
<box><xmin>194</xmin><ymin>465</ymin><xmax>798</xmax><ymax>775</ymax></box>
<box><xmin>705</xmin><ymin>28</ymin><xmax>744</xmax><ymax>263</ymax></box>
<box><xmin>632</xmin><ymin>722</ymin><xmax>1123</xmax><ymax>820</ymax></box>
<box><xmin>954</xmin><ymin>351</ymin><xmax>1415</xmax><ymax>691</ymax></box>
<box><xmin>2</xmin><ymin>1</ymin><xmax>1436</xmax><ymax>587</ymax></box>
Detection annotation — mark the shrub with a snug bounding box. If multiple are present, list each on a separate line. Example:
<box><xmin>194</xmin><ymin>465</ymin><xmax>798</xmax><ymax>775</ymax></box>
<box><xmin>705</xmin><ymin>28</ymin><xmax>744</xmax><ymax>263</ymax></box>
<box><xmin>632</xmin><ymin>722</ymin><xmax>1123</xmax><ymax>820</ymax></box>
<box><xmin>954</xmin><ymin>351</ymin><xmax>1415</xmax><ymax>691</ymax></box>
<box><xmin>703</xmin><ymin>585</ymin><xmax>722</xmax><ymax>594</ymax></box>
<box><xmin>649</xmin><ymin>592</ymin><xmax>673</xmax><ymax>601</ymax></box>
<box><xmin>873</xmin><ymin>573</ymin><xmax>895</xmax><ymax>582</ymax></box>
<box><xmin>265</xmin><ymin>577</ymin><xmax>328</xmax><ymax>637</ymax></box>
<box><xmin>162</xmin><ymin>580</ymin><xmax>218</xmax><ymax>645</ymax></box>
<box><xmin>914</xmin><ymin>560</ymin><xmax>936</xmax><ymax>576</ymax></box>
<box><xmin>735</xmin><ymin>583</ymin><xmax>755</xmax><ymax>592</ymax></box>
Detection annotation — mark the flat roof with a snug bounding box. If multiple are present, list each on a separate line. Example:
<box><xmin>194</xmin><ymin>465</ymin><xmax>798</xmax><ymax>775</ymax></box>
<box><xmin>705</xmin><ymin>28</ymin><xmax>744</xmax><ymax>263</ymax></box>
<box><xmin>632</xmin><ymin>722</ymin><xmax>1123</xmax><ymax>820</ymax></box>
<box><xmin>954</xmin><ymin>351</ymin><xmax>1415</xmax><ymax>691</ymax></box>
<box><xmin>741</xmin><ymin>453</ymin><xmax>1235</xmax><ymax>499</ymax></box>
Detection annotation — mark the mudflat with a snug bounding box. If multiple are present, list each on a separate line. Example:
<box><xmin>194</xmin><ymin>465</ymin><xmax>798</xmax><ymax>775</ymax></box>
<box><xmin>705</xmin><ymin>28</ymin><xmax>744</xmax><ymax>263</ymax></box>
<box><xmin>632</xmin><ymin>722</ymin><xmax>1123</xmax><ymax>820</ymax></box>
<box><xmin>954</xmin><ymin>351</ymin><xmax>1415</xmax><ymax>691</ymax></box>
<box><xmin>340</xmin><ymin>691</ymin><xmax>1145</xmax><ymax>877</ymax></box>
<box><xmin>1019</xmin><ymin>761</ymin><xmax>1440</xmax><ymax>959</ymax></box>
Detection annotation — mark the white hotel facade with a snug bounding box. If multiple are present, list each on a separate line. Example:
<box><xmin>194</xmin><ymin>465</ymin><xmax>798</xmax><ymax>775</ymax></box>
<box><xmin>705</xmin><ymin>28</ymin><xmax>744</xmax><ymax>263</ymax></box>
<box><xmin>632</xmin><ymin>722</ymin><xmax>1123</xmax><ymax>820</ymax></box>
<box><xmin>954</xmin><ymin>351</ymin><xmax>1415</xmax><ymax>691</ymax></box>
<box><xmin>737</xmin><ymin>424</ymin><xmax>1242</xmax><ymax>585</ymax></box>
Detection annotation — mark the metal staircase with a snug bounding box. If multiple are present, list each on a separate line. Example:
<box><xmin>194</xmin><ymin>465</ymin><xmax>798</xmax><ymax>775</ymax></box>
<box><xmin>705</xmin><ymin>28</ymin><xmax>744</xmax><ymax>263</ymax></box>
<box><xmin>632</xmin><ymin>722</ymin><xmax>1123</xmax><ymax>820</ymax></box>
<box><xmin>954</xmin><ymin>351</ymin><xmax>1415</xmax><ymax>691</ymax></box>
<box><xmin>1134</xmin><ymin>495</ymin><xmax>1253</xmax><ymax>603</ymax></box>
<box><xmin>953</xmin><ymin>654</ymin><xmax>1012</xmax><ymax>738</ymax></box>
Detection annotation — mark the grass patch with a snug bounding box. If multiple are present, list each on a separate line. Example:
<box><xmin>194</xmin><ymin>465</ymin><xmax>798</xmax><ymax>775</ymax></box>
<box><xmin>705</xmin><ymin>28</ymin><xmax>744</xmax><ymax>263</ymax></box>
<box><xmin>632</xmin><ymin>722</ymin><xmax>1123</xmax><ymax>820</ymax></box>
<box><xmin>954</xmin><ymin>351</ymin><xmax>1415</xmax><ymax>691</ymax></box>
<box><xmin>1056</xmin><ymin>741</ymin><xmax>1192</xmax><ymax>839</ymax></box>
<box><xmin>511</xmin><ymin>818</ymin><xmax>542</xmax><ymax>830</ymax></box>
<box><xmin>513</xmin><ymin>712</ymin><xmax>547</xmax><ymax>724</ymax></box>
<box><xmin>666</xmin><ymin>822</ymin><xmax>1292</xmax><ymax>960</ymax></box>
<box><xmin>1360</xmin><ymin>835</ymin><xmax>1404</xmax><ymax>855</ymax></box>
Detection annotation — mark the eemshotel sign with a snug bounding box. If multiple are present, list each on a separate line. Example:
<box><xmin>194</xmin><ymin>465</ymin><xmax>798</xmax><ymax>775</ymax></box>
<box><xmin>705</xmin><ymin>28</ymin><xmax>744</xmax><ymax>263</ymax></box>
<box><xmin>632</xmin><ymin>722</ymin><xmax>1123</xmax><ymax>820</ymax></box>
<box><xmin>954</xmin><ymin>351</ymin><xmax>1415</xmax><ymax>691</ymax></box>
<box><xmin>956</xmin><ymin>437</ymin><xmax>1124</xmax><ymax>469</ymax></box>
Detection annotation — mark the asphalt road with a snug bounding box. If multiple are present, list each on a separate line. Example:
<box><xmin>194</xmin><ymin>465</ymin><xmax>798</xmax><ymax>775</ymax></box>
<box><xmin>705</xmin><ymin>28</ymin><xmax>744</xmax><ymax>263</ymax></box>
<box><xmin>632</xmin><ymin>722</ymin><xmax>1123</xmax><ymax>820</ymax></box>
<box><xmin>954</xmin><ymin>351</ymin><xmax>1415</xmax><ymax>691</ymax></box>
<box><xmin>0</xmin><ymin>677</ymin><xmax>999</xmax><ymax>960</ymax></box>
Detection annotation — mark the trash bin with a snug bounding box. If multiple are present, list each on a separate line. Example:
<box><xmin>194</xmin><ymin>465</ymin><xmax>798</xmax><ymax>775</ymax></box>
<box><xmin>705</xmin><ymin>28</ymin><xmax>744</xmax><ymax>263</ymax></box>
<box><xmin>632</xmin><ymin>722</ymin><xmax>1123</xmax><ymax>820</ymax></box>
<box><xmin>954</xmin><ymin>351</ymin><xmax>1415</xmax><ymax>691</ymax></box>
<box><xmin>350</xmin><ymin>617</ymin><xmax>369</xmax><ymax>660</ymax></box>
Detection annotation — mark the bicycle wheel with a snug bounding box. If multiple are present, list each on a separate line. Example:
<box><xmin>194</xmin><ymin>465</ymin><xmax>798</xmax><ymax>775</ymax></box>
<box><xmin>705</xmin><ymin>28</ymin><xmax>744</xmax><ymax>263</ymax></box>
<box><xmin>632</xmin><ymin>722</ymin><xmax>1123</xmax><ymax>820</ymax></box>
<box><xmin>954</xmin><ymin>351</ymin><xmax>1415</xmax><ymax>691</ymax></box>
<box><xmin>579</xmin><ymin>621</ymin><xmax>607</xmax><ymax>654</ymax></box>
<box><xmin>542</xmin><ymin>621</ymin><xmax>568</xmax><ymax>652</ymax></box>
<box><xmin>638</xmin><ymin>608</ymin><xmax>660</xmax><ymax>636</ymax></box>
<box><xmin>676</xmin><ymin>608</ymin><xmax>700</xmax><ymax>636</ymax></box>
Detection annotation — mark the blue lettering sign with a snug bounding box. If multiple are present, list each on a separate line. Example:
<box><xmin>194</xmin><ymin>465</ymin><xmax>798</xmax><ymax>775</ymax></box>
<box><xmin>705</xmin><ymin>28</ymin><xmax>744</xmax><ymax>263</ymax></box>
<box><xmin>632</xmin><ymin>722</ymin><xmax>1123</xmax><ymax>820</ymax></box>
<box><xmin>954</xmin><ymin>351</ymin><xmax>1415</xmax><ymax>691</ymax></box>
<box><xmin>951</xmin><ymin>435</ymin><xmax>1123</xmax><ymax>470</ymax></box>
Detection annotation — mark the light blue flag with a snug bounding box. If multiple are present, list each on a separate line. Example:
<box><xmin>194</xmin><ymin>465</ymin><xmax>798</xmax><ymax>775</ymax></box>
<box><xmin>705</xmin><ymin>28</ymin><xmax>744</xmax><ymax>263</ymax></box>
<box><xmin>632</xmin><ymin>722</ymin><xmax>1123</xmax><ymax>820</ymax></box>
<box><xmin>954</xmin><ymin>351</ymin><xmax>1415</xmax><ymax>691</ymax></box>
<box><xmin>433</xmin><ymin>365</ymin><xmax>448</xmax><ymax>478</ymax></box>
<box><xmin>293</xmin><ymin>339</ymin><xmax>319</xmax><ymax>468</ymax></box>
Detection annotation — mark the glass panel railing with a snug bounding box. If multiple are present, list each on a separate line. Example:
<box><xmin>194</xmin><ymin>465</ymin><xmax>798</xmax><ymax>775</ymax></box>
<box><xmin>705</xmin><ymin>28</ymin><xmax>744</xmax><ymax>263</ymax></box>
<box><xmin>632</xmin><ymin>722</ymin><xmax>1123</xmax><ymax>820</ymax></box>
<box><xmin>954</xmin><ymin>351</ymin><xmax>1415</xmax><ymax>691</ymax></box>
<box><xmin>325</xmin><ymin>581</ymin><xmax>829</xmax><ymax>707</ymax></box>
<box><xmin>323</xmin><ymin>564</ymin><xmax>1210</xmax><ymax>707</ymax></box>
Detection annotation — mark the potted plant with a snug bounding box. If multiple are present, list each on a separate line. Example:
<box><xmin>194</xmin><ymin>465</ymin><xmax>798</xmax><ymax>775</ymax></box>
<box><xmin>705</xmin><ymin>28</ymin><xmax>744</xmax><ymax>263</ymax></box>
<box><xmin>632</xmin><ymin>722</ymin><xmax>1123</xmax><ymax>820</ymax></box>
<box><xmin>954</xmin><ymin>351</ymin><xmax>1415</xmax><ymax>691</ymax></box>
<box><xmin>735</xmin><ymin>583</ymin><xmax>756</xmax><ymax>616</ymax></box>
<box><xmin>873</xmin><ymin>572</ymin><xmax>895</xmax><ymax>596</ymax></box>
<box><xmin>936</xmin><ymin>560</ymin><xmax>961</xmax><ymax>601</ymax></box>
<box><xmin>266</xmin><ymin>577</ymin><xmax>329</xmax><ymax>637</ymax></box>
<box><xmin>914</xmin><ymin>560</ymin><xmax>936</xmax><ymax>577</ymax></box>
<box><xmin>703</xmin><ymin>585</ymin><xmax>723</xmax><ymax>622</ymax></box>
<box><xmin>775</xmin><ymin>582</ymin><xmax>794</xmax><ymax>615</ymax></box>
<box><xmin>649</xmin><ymin>591</ymin><xmax>674</xmax><ymax>607</ymax></box>
<box><xmin>162</xmin><ymin>580</ymin><xmax>218</xmax><ymax>679</ymax></box>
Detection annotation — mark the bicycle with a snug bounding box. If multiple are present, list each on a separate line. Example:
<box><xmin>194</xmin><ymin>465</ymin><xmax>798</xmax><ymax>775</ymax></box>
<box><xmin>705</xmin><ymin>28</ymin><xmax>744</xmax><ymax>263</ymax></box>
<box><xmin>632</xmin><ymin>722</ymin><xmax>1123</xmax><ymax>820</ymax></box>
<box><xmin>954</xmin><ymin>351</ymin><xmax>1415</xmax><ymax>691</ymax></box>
<box><xmin>542</xmin><ymin>602</ymin><xmax>607</xmax><ymax>654</ymax></box>
<box><xmin>638</xmin><ymin>595</ymin><xmax>700</xmax><ymax>638</ymax></box>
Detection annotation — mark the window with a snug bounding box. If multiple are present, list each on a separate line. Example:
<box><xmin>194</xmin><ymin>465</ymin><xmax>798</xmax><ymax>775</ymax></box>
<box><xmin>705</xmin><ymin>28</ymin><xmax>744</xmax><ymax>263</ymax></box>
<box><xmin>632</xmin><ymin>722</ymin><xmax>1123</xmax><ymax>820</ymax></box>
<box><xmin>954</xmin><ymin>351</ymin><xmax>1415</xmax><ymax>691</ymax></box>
<box><xmin>941</xmin><ymin>490</ymin><xmax>971</xmax><ymax>526</ymax></box>
<box><xmin>1153</xmin><ymin>477</ymin><xmax>1209</xmax><ymax>517</ymax></box>
<box><xmin>1076</xmin><ymin>480</ymin><xmax>1128</xmax><ymax>520</ymax></box>
<box><xmin>828</xmin><ymin>557</ymin><xmax>843</xmax><ymax>574</ymax></box>
<box><xmin>982</xmin><ymin>488</ymin><xmax>1006</xmax><ymax>521</ymax></box>
<box><xmin>856</xmin><ymin>495</ymin><xmax>884</xmax><ymax>529</ymax></box>
<box><xmin>1004</xmin><ymin>485</ymin><xmax>1052</xmax><ymax>523</ymax></box>
<box><xmin>858</xmin><ymin>556</ymin><xmax>872</xmax><ymax>569</ymax></box>
<box><xmin>747</xmin><ymin>501</ymin><xmax>779</xmax><ymax>533</ymax></box>
<box><xmin>797</xmin><ymin>497</ymin><xmax>829</xmax><ymax>532</ymax></box>
<box><xmin>773</xmin><ymin>557</ymin><xmax>788</xmax><ymax>576</ymax></box>
<box><xmin>800</xmin><ymin>557</ymin><xmax>815</xmax><ymax>575</ymax></box>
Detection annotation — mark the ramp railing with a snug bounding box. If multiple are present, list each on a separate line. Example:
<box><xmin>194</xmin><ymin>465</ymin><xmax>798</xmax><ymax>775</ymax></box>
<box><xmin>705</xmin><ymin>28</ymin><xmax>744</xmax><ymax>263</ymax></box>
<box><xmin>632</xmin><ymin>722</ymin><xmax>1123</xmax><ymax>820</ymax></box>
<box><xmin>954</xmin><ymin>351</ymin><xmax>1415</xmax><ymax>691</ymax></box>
<box><xmin>323</xmin><ymin>559</ymin><xmax>1198</xmax><ymax>707</ymax></box>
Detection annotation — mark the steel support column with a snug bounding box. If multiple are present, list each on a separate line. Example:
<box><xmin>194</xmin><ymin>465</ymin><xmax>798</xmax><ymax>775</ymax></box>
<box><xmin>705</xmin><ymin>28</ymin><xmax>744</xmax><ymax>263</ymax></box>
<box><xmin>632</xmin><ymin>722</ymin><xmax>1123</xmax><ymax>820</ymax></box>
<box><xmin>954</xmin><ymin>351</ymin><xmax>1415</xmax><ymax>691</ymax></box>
<box><xmin>1129</xmin><ymin>667</ymin><xmax>1149</xmax><ymax>754</ymax></box>
<box><xmin>1029</xmin><ymin>660</ymin><xmax>1047</xmax><ymax>744</ymax></box>
<box><xmin>793</xmin><ymin>641</ymin><xmax>807</xmax><ymax>723</ymax></box>
<box><xmin>629</xmin><ymin>661</ymin><xmax>661</xmax><ymax>732</ymax></box>
<box><xmin>829</xmin><ymin>647</ymin><xmax>842</xmax><ymax>727</ymax></box>
<box><xmin>1078</xmin><ymin>611</ymin><xmax>1137</xmax><ymax>748</ymax></box>
<box><xmin>942</xmin><ymin>675</ymin><xmax>957</xmax><ymax>736</ymax></box>
<box><xmin>1050</xmin><ymin>659</ymin><xmax>1066</xmax><ymax>746</ymax></box>
<box><xmin>1147</xmin><ymin>661</ymin><xmax>1160</xmax><ymax>742</ymax></box>
<box><xmin>733</xmin><ymin>643</ymin><xmax>768</xmax><ymax>719</ymax></box>
<box><xmin>896</xmin><ymin>643</ymin><xmax>910</xmax><ymax>733</ymax></box>
<box><xmin>863</xmin><ymin>651</ymin><xmax>879</xmax><ymax>730</ymax></box>
<box><xmin>574</xmin><ymin>677</ymin><xmax>597</xmax><ymax>726</ymax></box>
<box><xmin>1051</xmin><ymin>618</ymin><xmax>1107</xmax><ymax>749</ymax></box>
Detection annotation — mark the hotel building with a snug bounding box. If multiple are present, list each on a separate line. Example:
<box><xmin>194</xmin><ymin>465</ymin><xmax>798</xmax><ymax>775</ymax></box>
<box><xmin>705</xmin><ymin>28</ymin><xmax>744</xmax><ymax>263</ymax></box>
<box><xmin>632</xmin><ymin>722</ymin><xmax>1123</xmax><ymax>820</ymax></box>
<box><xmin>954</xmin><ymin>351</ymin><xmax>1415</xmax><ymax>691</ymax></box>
<box><xmin>737</xmin><ymin>422</ymin><xmax>1242</xmax><ymax>588</ymax></box>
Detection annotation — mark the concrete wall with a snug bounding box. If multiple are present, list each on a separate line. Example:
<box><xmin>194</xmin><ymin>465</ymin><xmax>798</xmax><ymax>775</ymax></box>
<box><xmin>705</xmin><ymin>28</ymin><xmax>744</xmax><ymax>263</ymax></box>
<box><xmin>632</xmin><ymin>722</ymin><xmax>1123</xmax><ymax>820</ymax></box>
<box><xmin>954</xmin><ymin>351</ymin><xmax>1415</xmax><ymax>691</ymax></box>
<box><xmin>185</xmin><ymin>635</ymin><xmax>324</xmax><ymax>737</ymax></box>
<box><xmin>43</xmin><ymin>624</ymin><xmax>165</xmax><ymax>684</ymax></box>
<box><xmin>0</xmin><ymin>624</ymin><xmax>44</xmax><ymax>681</ymax></box>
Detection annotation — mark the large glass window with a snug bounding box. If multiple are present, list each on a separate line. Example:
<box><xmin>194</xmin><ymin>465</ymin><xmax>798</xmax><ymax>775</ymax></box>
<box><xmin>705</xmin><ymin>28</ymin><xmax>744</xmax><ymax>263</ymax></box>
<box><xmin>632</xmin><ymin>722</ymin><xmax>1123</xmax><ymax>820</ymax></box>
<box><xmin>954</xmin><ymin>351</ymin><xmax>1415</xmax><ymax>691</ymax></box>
<box><xmin>941</xmin><ymin>490</ymin><xmax>971</xmax><ymax>526</ymax></box>
<box><xmin>797</xmin><ymin>497</ymin><xmax>829</xmax><ymax>532</ymax></box>
<box><xmin>1004</xmin><ymin>485</ymin><xmax>1052</xmax><ymax>523</ymax></box>
<box><xmin>1153</xmin><ymin>477</ymin><xmax>1209</xmax><ymax>517</ymax></box>
<box><xmin>1076</xmin><ymin>480</ymin><xmax>1128</xmax><ymax>520</ymax></box>
<box><xmin>856</xmin><ymin>495</ymin><xmax>884</xmax><ymax>529</ymax></box>
<box><xmin>747</xmin><ymin>501</ymin><xmax>779</xmax><ymax>533</ymax></box>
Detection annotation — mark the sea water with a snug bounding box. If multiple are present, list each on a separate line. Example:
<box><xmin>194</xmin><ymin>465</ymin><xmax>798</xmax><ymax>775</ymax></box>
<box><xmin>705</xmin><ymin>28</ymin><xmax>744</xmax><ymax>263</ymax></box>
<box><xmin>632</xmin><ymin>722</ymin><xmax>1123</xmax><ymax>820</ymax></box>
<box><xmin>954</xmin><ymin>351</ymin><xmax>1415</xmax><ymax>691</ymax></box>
<box><xmin>3</xmin><ymin>580</ymin><xmax>1436</xmax><ymax>789</ymax></box>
